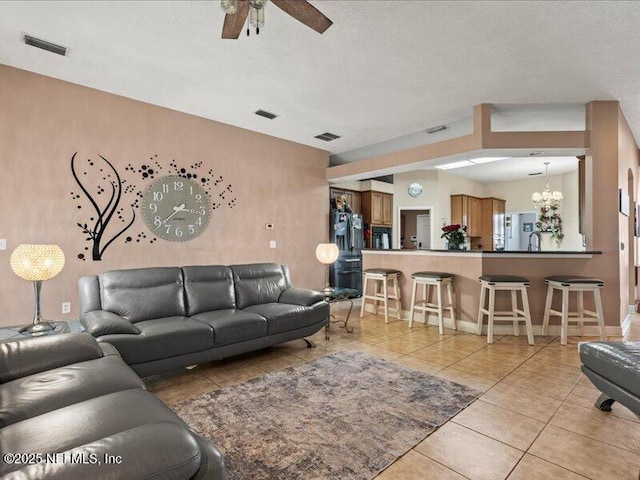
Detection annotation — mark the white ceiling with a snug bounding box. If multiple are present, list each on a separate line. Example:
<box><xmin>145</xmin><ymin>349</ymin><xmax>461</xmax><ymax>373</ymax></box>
<box><xmin>1</xmin><ymin>1</ymin><xmax>640</xmax><ymax>158</ymax></box>
<box><xmin>441</xmin><ymin>156</ymin><xmax>579</xmax><ymax>183</ymax></box>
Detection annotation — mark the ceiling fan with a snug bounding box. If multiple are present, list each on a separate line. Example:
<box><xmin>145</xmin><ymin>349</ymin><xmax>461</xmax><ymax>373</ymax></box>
<box><xmin>220</xmin><ymin>0</ymin><xmax>333</xmax><ymax>39</ymax></box>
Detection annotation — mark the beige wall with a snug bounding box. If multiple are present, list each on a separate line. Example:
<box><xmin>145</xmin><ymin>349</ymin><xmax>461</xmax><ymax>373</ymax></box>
<box><xmin>0</xmin><ymin>65</ymin><xmax>329</xmax><ymax>327</ymax></box>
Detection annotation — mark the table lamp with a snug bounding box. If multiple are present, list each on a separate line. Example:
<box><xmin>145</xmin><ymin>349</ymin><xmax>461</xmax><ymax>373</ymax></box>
<box><xmin>315</xmin><ymin>243</ymin><xmax>339</xmax><ymax>297</ymax></box>
<box><xmin>10</xmin><ymin>244</ymin><xmax>65</xmax><ymax>334</ymax></box>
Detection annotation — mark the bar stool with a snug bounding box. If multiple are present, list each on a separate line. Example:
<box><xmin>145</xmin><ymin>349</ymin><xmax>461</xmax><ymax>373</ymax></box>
<box><xmin>409</xmin><ymin>272</ymin><xmax>457</xmax><ymax>334</ymax></box>
<box><xmin>360</xmin><ymin>268</ymin><xmax>402</xmax><ymax>323</ymax></box>
<box><xmin>541</xmin><ymin>276</ymin><xmax>605</xmax><ymax>345</ymax></box>
<box><xmin>476</xmin><ymin>275</ymin><xmax>534</xmax><ymax>345</ymax></box>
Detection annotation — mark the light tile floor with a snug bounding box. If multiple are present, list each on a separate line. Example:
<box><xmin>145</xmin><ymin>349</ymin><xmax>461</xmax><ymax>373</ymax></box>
<box><xmin>146</xmin><ymin>304</ymin><xmax>640</xmax><ymax>480</ymax></box>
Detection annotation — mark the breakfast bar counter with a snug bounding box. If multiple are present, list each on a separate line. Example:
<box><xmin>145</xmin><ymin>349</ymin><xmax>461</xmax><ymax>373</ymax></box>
<box><xmin>361</xmin><ymin>249</ymin><xmax>614</xmax><ymax>334</ymax></box>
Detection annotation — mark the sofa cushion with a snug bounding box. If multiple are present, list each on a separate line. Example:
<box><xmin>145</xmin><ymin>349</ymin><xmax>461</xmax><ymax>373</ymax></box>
<box><xmin>98</xmin><ymin>317</ymin><xmax>214</xmax><ymax>365</ymax></box>
<box><xmin>0</xmin><ymin>389</ymin><xmax>196</xmax><ymax>477</ymax></box>
<box><xmin>244</xmin><ymin>302</ymin><xmax>328</xmax><ymax>335</ymax></box>
<box><xmin>100</xmin><ymin>267</ymin><xmax>186</xmax><ymax>322</ymax></box>
<box><xmin>0</xmin><ymin>354</ymin><xmax>144</xmax><ymax>428</ymax></box>
<box><xmin>183</xmin><ymin>265</ymin><xmax>236</xmax><ymax>315</ymax></box>
<box><xmin>192</xmin><ymin>309</ymin><xmax>267</xmax><ymax>346</ymax></box>
<box><xmin>232</xmin><ymin>263</ymin><xmax>288</xmax><ymax>309</ymax></box>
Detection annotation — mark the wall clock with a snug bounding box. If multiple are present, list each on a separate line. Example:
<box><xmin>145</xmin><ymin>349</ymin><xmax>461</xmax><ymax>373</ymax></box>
<box><xmin>142</xmin><ymin>175</ymin><xmax>211</xmax><ymax>242</ymax></box>
<box><xmin>408</xmin><ymin>183</ymin><xmax>423</xmax><ymax>198</ymax></box>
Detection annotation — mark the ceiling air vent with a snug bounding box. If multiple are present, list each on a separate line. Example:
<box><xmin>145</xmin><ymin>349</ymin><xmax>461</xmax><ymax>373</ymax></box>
<box><xmin>528</xmin><ymin>172</ymin><xmax>543</xmax><ymax>176</ymax></box>
<box><xmin>314</xmin><ymin>132</ymin><xmax>341</xmax><ymax>142</ymax></box>
<box><xmin>23</xmin><ymin>34</ymin><xmax>67</xmax><ymax>56</ymax></box>
<box><xmin>254</xmin><ymin>109</ymin><xmax>278</xmax><ymax>120</ymax></box>
<box><xmin>426</xmin><ymin>125</ymin><xmax>449</xmax><ymax>134</ymax></box>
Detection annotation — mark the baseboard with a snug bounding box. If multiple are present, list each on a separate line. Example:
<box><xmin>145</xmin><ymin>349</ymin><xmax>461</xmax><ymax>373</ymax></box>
<box><xmin>363</xmin><ymin>304</ymin><xmax>623</xmax><ymax>337</ymax></box>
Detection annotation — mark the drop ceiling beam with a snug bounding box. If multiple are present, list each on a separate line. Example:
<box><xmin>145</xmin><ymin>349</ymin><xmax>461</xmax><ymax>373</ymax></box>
<box><xmin>326</xmin><ymin>103</ymin><xmax>588</xmax><ymax>182</ymax></box>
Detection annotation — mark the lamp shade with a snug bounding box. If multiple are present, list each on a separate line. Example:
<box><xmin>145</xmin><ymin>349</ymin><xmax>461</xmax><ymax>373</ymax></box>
<box><xmin>315</xmin><ymin>243</ymin><xmax>339</xmax><ymax>265</ymax></box>
<box><xmin>10</xmin><ymin>244</ymin><xmax>65</xmax><ymax>281</ymax></box>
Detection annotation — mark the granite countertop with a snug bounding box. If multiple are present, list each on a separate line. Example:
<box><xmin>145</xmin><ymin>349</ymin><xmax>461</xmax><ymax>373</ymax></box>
<box><xmin>362</xmin><ymin>248</ymin><xmax>603</xmax><ymax>255</ymax></box>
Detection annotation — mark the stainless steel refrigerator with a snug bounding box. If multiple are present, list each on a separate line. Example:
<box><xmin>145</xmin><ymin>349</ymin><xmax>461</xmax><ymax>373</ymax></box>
<box><xmin>329</xmin><ymin>210</ymin><xmax>364</xmax><ymax>295</ymax></box>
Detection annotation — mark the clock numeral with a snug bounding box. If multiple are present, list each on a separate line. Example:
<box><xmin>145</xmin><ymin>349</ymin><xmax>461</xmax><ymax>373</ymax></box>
<box><xmin>175</xmin><ymin>227</ymin><xmax>183</xmax><ymax>237</ymax></box>
<box><xmin>195</xmin><ymin>194</ymin><xmax>202</xmax><ymax>203</ymax></box>
<box><xmin>165</xmin><ymin>224</ymin><xmax>172</xmax><ymax>234</ymax></box>
<box><xmin>195</xmin><ymin>217</ymin><xmax>202</xmax><ymax>226</ymax></box>
<box><xmin>162</xmin><ymin>184</ymin><xmax>169</xmax><ymax>194</ymax></box>
<box><xmin>174</xmin><ymin>181</ymin><xmax>184</xmax><ymax>191</ymax></box>
<box><xmin>154</xmin><ymin>216</ymin><xmax>162</xmax><ymax>228</ymax></box>
<box><xmin>190</xmin><ymin>185</ymin><xmax>193</xmax><ymax>195</ymax></box>
<box><xmin>149</xmin><ymin>203</ymin><xmax>158</xmax><ymax>213</ymax></box>
<box><xmin>153</xmin><ymin>192</ymin><xmax>164</xmax><ymax>202</ymax></box>
<box><xmin>198</xmin><ymin>206</ymin><xmax>205</xmax><ymax>215</ymax></box>
<box><xmin>188</xmin><ymin>225</ymin><xmax>195</xmax><ymax>234</ymax></box>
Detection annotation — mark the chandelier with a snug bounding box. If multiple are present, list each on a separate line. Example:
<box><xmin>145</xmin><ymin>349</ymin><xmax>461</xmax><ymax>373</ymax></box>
<box><xmin>532</xmin><ymin>162</ymin><xmax>563</xmax><ymax>210</ymax></box>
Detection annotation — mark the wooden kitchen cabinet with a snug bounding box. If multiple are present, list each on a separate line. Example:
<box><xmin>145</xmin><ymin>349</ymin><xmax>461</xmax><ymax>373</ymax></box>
<box><xmin>451</xmin><ymin>194</ymin><xmax>482</xmax><ymax>237</ymax></box>
<box><xmin>330</xmin><ymin>188</ymin><xmax>362</xmax><ymax>214</ymax></box>
<box><xmin>481</xmin><ymin>197</ymin><xmax>506</xmax><ymax>251</ymax></box>
<box><xmin>362</xmin><ymin>191</ymin><xmax>393</xmax><ymax>227</ymax></box>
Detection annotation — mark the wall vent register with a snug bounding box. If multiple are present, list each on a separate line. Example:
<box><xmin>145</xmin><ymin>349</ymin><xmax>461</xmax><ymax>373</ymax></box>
<box><xmin>23</xmin><ymin>34</ymin><xmax>67</xmax><ymax>56</ymax></box>
<box><xmin>254</xmin><ymin>109</ymin><xmax>278</xmax><ymax>120</ymax></box>
<box><xmin>315</xmin><ymin>132</ymin><xmax>341</xmax><ymax>142</ymax></box>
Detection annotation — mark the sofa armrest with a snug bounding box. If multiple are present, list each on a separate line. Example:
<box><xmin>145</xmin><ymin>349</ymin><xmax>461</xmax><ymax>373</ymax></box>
<box><xmin>81</xmin><ymin>310</ymin><xmax>140</xmax><ymax>337</ymax></box>
<box><xmin>1</xmin><ymin>422</ymin><xmax>214</xmax><ymax>480</ymax></box>
<box><xmin>0</xmin><ymin>332</ymin><xmax>103</xmax><ymax>383</ymax></box>
<box><xmin>278</xmin><ymin>287</ymin><xmax>324</xmax><ymax>306</ymax></box>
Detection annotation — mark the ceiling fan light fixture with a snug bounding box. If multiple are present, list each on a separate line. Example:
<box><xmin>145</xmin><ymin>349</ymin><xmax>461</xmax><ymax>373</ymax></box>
<box><xmin>249</xmin><ymin>0</ymin><xmax>267</xmax><ymax>8</ymax></box>
<box><xmin>249</xmin><ymin>5</ymin><xmax>265</xmax><ymax>29</ymax></box>
<box><xmin>221</xmin><ymin>0</ymin><xmax>238</xmax><ymax>15</ymax></box>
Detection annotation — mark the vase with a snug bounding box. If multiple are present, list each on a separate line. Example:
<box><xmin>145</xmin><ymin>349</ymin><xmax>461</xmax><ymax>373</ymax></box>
<box><xmin>447</xmin><ymin>241</ymin><xmax>462</xmax><ymax>251</ymax></box>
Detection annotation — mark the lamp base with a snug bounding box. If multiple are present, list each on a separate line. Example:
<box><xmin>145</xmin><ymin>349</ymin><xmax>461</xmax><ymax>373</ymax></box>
<box><xmin>320</xmin><ymin>285</ymin><xmax>335</xmax><ymax>298</ymax></box>
<box><xmin>20</xmin><ymin>321</ymin><xmax>56</xmax><ymax>336</ymax></box>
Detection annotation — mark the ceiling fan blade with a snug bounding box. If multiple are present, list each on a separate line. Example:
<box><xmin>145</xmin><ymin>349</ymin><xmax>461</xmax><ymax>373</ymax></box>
<box><xmin>222</xmin><ymin>0</ymin><xmax>250</xmax><ymax>39</ymax></box>
<box><xmin>271</xmin><ymin>0</ymin><xmax>333</xmax><ymax>34</ymax></box>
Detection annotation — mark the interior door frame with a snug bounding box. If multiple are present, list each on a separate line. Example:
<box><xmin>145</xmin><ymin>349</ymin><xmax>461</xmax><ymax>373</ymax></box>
<box><xmin>397</xmin><ymin>206</ymin><xmax>434</xmax><ymax>250</ymax></box>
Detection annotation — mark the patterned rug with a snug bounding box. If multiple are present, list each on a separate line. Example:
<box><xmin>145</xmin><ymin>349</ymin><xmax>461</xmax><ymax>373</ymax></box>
<box><xmin>173</xmin><ymin>350</ymin><xmax>480</xmax><ymax>480</ymax></box>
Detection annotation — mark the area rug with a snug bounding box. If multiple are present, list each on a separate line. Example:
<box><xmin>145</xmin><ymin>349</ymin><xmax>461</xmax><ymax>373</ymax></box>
<box><xmin>173</xmin><ymin>350</ymin><xmax>480</xmax><ymax>480</ymax></box>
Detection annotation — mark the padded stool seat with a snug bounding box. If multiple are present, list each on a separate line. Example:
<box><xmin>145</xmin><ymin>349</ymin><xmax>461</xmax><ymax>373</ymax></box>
<box><xmin>360</xmin><ymin>269</ymin><xmax>401</xmax><ymax>323</ymax></box>
<box><xmin>364</xmin><ymin>268</ymin><xmax>402</xmax><ymax>276</ymax></box>
<box><xmin>409</xmin><ymin>272</ymin><xmax>457</xmax><ymax>334</ymax></box>
<box><xmin>542</xmin><ymin>275</ymin><xmax>605</xmax><ymax>345</ymax></box>
<box><xmin>477</xmin><ymin>275</ymin><xmax>534</xmax><ymax>344</ymax></box>
<box><xmin>412</xmin><ymin>272</ymin><xmax>455</xmax><ymax>280</ymax></box>
<box><xmin>479</xmin><ymin>275</ymin><xmax>529</xmax><ymax>284</ymax></box>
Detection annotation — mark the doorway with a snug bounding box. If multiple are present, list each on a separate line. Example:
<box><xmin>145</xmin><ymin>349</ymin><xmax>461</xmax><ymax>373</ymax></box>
<box><xmin>399</xmin><ymin>208</ymin><xmax>431</xmax><ymax>249</ymax></box>
<box><xmin>505</xmin><ymin>211</ymin><xmax>538</xmax><ymax>251</ymax></box>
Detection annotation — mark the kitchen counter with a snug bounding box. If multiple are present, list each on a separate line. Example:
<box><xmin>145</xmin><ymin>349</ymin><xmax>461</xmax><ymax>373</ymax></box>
<box><xmin>363</xmin><ymin>249</ymin><xmax>601</xmax><ymax>258</ymax></box>
<box><xmin>362</xmin><ymin>248</ymin><xmax>615</xmax><ymax>334</ymax></box>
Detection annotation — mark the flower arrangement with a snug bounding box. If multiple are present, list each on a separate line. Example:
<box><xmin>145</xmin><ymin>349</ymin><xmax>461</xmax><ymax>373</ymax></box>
<box><xmin>441</xmin><ymin>224</ymin><xmax>467</xmax><ymax>250</ymax></box>
<box><xmin>535</xmin><ymin>206</ymin><xmax>564</xmax><ymax>244</ymax></box>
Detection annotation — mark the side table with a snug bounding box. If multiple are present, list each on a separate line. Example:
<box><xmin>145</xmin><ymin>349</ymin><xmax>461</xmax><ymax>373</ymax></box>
<box><xmin>0</xmin><ymin>320</ymin><xmax>84</xmax><ymax>343</ymax></box>
<box><xmin>322</xmin><ymin>287</ymin><xmax>360</xmax><ymax>340</ymax></box>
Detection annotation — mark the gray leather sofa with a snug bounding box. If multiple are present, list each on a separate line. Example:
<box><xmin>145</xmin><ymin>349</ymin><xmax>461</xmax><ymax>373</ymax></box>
<box><xmin>0</xmin><ymin>332</ymin><xmax>226</xmax><ymax>479</ymax></box>
<box><xmin>579</xmin><ymin>341</ymin><xmax>640</xmax><ymax>416</ymax></box>
<box><xmin>79</xmin><ymin>263</ymin><xmax>329</xmax><ymax>377</ymax></box>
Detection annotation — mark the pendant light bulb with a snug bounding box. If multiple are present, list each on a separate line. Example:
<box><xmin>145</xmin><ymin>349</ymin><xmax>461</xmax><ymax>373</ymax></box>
<box><xmin>221</xmin><ymin>0</ymin><xmax>238</xmax><ymax>15</ymax></box>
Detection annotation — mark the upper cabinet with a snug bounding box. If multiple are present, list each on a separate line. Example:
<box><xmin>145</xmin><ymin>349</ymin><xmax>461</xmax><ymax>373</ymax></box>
<box><xmin>451</xmin><ymin>194</ymin><xmax>482</xmax><ymax>237</ymax></box>
<box><xmin>451</xmin><ymin>194</ymin><xmax>506</xmax><ymax>250</ymax></box>
<box><xmin>330</xmin><ymin>188</ymin><xmax>362</xmax><ymax>214</ymax></box>
<box><xmin>362</xmin><ymin>191</ymin><xmax>393</xmax><ymax>227</ymax></box>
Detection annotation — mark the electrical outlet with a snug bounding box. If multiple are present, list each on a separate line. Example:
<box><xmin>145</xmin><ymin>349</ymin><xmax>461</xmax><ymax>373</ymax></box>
<box><xmin>62</xmin><ymin>302</ymin><xmax>71</xmax><ymax>314</ymax></box>
<box><xmin>269</xmin><ymin>240</ymin><xmax>277</xmax><ymax>249</ymax></box>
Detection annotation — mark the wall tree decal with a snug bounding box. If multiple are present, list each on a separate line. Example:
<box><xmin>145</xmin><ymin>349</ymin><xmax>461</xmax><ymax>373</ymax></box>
<box><xmin>71</xmin><ymin>152</ymin><xmax>135</xmax><ymax>261</ymax></box>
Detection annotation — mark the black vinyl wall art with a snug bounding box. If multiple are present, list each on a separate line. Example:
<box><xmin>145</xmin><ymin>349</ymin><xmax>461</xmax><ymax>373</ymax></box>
<box><xmin>70</xmin><ymin>152</ymin><xmax>236</xmax><ymax>261</ymax></box>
